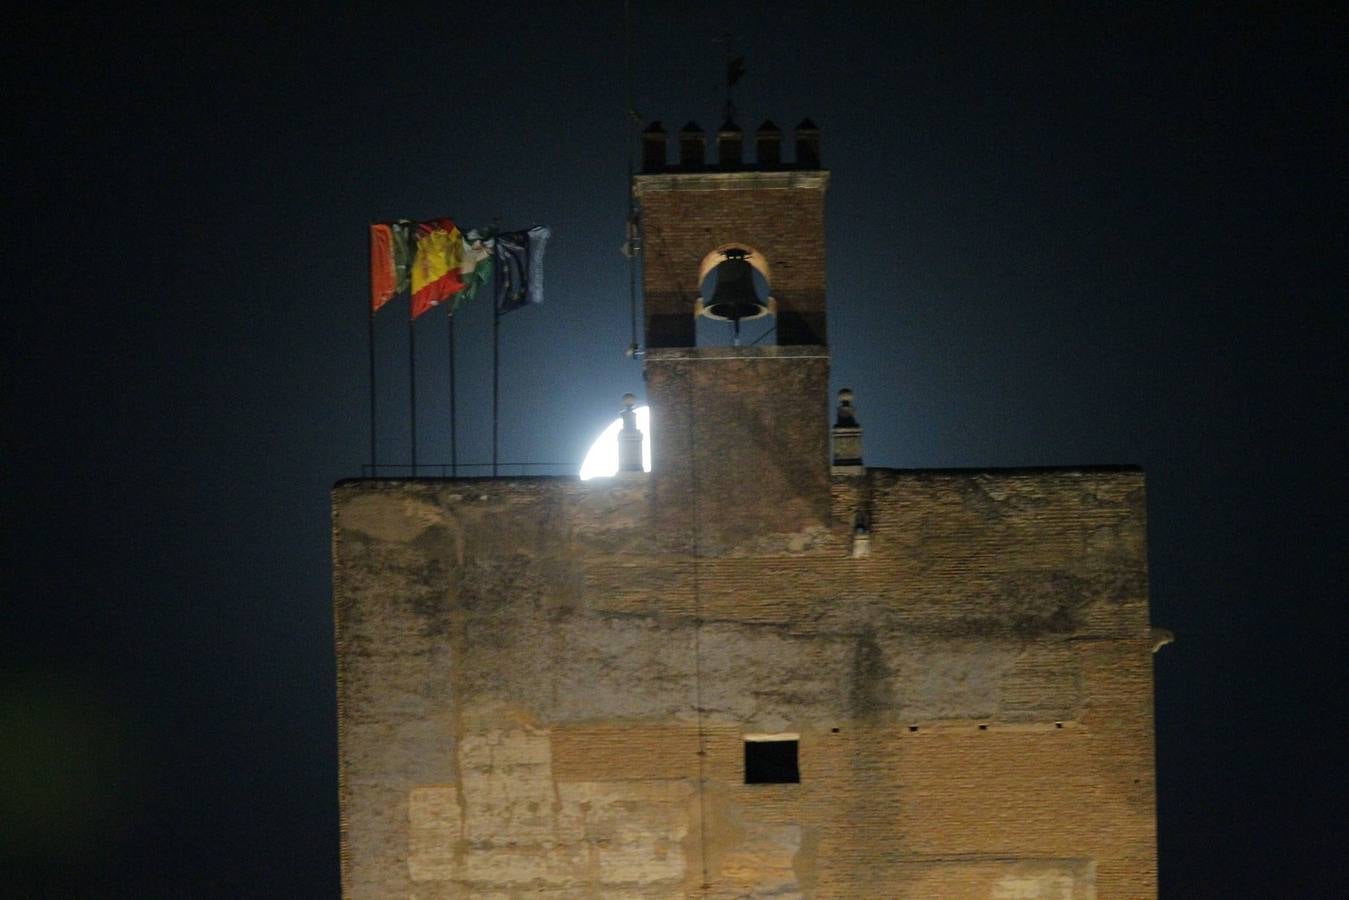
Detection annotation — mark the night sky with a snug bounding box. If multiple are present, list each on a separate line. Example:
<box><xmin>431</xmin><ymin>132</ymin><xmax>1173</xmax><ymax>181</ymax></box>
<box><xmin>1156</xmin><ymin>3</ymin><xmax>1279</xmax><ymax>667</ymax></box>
<box><xmin>7</xmin><ymin>4</ymin><xmax>1345</xmax><ymax>896</ymax></box>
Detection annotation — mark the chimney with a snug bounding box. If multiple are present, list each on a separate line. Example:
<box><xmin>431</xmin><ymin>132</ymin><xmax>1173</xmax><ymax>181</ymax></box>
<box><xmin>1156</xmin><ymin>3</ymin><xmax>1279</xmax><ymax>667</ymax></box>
<box><xmin>617</xmin><ymin>393</ymin><xmax>645</xmax><ymax>475</ymax></box>
<box><xmin>641</xmin><ymin>121</ymin><xmax>667</xmax><ymax>173</ymax></box>
<box><xmin>717</xmin><ymin>119</ymin><xmax>743</xmax><ymax>168</ymax></box>
<box><xmin>852</xmin><ymin>514</ymin><xmax>872</xmax><ymax>559</ymax></box>
<box><xmin>755</xmin><ymin>120</ymin><xmax>782</xmax><ymax>168</ymax></box>
<box><xmin>794</xmin><ymin>118</ymin><xmax>820</xmax><ymax>168</ymax></box>
<box><xmin>678</xmin><ymin>121</ymin><xmax>705</xmax><ymax>169</ymax></box>
<box><xmin>832</xmin><ymin>388</ymin><xmax>863</xmax><ymax>473</ymax></box>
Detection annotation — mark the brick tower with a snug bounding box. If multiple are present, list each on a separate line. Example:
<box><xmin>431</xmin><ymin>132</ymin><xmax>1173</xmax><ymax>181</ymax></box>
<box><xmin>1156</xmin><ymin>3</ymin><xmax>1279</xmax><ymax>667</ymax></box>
<box><xmin>637</xmin><ymin>119</ymin><xmax>832</xmax><ymax>557</ymax></box>
<box><xmin>332</xmin><ymin>118</ymin><xmax>1162</xmax><ymax>897</ymax></box>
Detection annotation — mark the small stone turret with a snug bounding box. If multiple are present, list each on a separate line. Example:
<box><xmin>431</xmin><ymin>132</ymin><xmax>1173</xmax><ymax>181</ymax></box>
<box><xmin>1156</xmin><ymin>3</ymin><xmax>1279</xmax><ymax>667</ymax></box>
<box><xmin>794</xmin><ymin>118</ymin><xmax>820</xmax><ymax>169</ymax></box>
<box><xmin>755</xmin><ymin>120</ymin><xmax>782</xmax><ymax>167</ymax></box>
<box><xmin>641</xmin><ymin>121</ymin><xmax>667</xmax><ymax>172</ymax></box>
<box><xmin>617</xmin><ymin>393</ymin><xmax>644</xmax><ymax>475</ymax></box>
<box><xmin>832</xmin><ymin>388</ymin><xmax>863</xmax><ymax>473</ymax></box>
<box><xmin>717</xmin><ymin>119</ymin><xmax>744</xmax><ymax>167</ymax></box>
<box><xmin>678</xmin><ymin>122</ymin><xmax>705</xmax><ymax>168</ymax></box>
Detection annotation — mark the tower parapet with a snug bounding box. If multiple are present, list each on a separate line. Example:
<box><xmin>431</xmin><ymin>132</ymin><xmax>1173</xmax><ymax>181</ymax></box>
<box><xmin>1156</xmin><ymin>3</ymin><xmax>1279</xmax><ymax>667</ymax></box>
<box><xmin>640</xmin><ymin>116</ymin><xmax>823</xmax><ymax>173</ymax></box>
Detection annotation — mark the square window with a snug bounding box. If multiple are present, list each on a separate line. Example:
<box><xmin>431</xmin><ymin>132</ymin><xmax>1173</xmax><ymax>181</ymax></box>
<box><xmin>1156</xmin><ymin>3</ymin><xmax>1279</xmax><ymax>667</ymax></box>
<box><xmin>744</xmin><ymin>736</ymin><xmax>799</xmax><ymax>784</ymax></box>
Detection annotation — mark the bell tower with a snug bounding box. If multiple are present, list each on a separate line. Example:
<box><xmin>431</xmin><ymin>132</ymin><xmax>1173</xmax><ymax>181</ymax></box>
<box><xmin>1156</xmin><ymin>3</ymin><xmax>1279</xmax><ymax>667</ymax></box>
<box><xmin>635</xmin><ymin>119</ymin><xmax>832</xmax><ymax>555</ymax></box>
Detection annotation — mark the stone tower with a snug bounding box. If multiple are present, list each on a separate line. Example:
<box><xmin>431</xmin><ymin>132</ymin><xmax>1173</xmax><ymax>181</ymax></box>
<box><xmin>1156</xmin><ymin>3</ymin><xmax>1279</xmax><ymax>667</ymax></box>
<box><xmin>332</xmin><ymin>119</ymin><xmax>1162</xmax><ymax>897</ymax></box>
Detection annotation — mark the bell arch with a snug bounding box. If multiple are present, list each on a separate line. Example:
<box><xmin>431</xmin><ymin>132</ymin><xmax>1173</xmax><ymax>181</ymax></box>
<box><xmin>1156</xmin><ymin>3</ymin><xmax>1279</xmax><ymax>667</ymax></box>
<box><xmin>694</xmin><ymin>244</ymin><xmax>777</xmax><ymax>347</ymax></box>
<box><xmin>697</xmin><ymin>242</ymin><xmax>773</xmax><ymax>288</ymax></box>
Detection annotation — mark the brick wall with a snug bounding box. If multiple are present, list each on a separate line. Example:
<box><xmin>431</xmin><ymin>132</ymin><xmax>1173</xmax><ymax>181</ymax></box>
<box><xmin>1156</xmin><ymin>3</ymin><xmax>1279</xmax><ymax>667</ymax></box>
<box><xmin>644</xmin><ymin>346</ymin><xmax>831</xmax><ymax>556</ymax></box>
<box><xmin>636</xmin><ymin>172</ymin><xmax>829</xmax><ymax>347</ymax></box>
<box><xmin>332</xmin><ymin>469</ymin><xmax>1157</xmax><ymax>897</ymax></box>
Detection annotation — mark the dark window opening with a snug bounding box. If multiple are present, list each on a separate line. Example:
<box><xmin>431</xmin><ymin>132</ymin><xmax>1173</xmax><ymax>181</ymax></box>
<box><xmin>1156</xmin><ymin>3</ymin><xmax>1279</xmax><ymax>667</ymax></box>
<box><xmin>744</xmin><ymin>738</ymin><xmax>799</xmax><ymax>784</ymax></box>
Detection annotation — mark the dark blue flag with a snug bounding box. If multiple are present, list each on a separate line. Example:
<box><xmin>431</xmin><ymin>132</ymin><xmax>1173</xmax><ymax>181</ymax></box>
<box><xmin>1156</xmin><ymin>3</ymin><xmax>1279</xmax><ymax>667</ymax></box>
<box><xmin>494</xmin><ymin>226</ymin><xmax>551</xmax><ymax>313</ymax></box>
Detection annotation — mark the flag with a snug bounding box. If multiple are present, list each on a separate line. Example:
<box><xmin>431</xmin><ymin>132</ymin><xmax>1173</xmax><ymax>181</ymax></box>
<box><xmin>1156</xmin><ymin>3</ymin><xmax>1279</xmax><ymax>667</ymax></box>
<box><xmin>369</xmin><ymin>224</ymin><xmax>395</xmax><ymax>312</ymax></box>
<box><xmin>369</xmin><ymin>221</ymin><xmax>412</xmax><ymax>313</ymax></box>
<box><xmin>494</xmin><ymin>226</ymin><xmax>551</xmax><ymax>313</ymax></box>
<box><xmin>449</xmin><ymin>230</ymin><xmax>495</xmax><ymax>313</ymax></box>
<box><xmin>392</xmin><ymin>221</ymin><xmax>412</xmax><ymax>295</ymax></box>
<box><xmin>411</xmin><ymin>218</ymin><xmax>466</xmax><ymax>319</ymax></box>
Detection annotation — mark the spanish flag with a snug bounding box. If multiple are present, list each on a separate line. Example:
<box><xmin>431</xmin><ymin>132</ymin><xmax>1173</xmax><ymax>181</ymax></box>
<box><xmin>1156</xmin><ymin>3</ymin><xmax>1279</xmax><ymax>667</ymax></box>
<box><xmin>411</xmin><ymin>218</ymin><xmax>466</xmax><ymax>319</ymax></box>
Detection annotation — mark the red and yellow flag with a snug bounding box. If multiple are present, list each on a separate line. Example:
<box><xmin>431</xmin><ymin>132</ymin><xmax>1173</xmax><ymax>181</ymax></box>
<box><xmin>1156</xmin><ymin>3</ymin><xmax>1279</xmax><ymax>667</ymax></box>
<box><xmin>369</xmin><ymin>224</ymin><xmax>396</xmax><ymax>313</ymax></box>
<box><xmin>411</xmin><ymin>219</ymin><xmax>466</xmax><ymax>319</ymax></box>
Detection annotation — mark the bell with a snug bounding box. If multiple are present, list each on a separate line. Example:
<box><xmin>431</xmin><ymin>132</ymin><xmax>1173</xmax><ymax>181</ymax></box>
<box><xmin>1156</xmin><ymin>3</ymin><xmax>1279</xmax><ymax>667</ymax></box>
<box><xmin>702</xmin><ymin>249</ymin><xmax>769</xmax><ymax>323</ymax></box>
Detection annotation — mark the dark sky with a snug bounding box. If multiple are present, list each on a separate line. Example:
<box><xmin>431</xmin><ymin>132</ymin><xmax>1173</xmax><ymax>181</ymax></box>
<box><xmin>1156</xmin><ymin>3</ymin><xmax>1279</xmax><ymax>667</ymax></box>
<box><xmin>7</xmin><ymin>3</ymin><xmax>1345</xmax><ymax>896</ymax></box>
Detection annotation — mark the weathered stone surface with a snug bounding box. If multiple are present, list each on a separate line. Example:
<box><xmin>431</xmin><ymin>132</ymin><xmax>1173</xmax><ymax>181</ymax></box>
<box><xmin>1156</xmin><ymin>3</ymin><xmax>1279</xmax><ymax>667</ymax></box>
<box><xmin>333</xmin><ymin>466</ymin><xmax>1157</xmax><ymax>897</ymax></box>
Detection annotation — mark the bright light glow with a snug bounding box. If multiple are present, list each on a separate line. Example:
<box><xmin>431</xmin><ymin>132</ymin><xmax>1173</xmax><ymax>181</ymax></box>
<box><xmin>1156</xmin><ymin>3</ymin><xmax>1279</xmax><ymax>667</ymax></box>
<box><xmin>579</xmin><ymin>406</ymin><xmax>651</xmax><ymax>480</ymax></box>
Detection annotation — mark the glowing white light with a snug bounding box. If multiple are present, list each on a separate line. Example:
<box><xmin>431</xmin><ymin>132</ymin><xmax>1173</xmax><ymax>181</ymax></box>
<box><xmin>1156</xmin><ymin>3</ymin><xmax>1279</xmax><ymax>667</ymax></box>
<box><xmin>579</xmin><ymin>406</ymin><xmax>652</xmax><ymax>480</ymax></box>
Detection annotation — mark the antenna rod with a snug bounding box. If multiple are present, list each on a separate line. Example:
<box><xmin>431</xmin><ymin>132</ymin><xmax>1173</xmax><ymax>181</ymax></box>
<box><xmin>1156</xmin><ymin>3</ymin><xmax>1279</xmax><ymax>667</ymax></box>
<box><xmin>624</xmin><ymin>0</ymin><xmax>640</xmax><ymax>356</ymax></box>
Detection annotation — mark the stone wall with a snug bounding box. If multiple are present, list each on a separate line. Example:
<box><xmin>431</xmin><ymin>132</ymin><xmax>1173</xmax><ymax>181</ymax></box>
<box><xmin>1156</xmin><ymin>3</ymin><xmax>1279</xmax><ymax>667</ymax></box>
<box><xmin>332</xmin><ymin>468</ymin><xmax>1156</xmax><ymax>898</ymax></box>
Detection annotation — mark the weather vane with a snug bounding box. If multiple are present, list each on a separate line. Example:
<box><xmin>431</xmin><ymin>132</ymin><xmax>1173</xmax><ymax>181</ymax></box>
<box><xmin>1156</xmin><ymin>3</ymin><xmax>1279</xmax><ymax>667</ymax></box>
<box><xmin>716</xmin><ymin>31</ymin><xmax>745</xmax><ymax>123</ymax></box>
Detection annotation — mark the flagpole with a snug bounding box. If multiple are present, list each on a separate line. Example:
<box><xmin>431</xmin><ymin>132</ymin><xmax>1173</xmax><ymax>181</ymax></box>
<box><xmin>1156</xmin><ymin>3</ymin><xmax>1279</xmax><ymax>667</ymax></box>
<box><xmin>368</xmin><ymin>304</ymin><xmax>377</xmax><ymax>474</ymax></box>
<box><xmin>491</xmin><ymin>234</ymin><xmax>501</xmax><ymax>478</ymax></box>
<box><xmin>448</xmin><ymin>310</ymin><xmax>457</xmax><ymax>477</ymax></box>
<box><xmin>492</xmin><ymin>302</ymin><xmax>500</xmax><ymax>477</ymax></box>
<box><xmin>409</xmin><ymin>313</ymin><xmax>417</xmax><ymax>475</ymax></box>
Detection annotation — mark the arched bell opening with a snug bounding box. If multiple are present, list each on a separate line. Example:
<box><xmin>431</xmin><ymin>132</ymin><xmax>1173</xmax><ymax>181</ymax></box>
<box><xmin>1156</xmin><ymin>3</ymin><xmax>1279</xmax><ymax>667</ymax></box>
<box><xmin>695</xmin><ymin>244</ymin><xmax>777</xmax><ymax>347</ymax></box>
